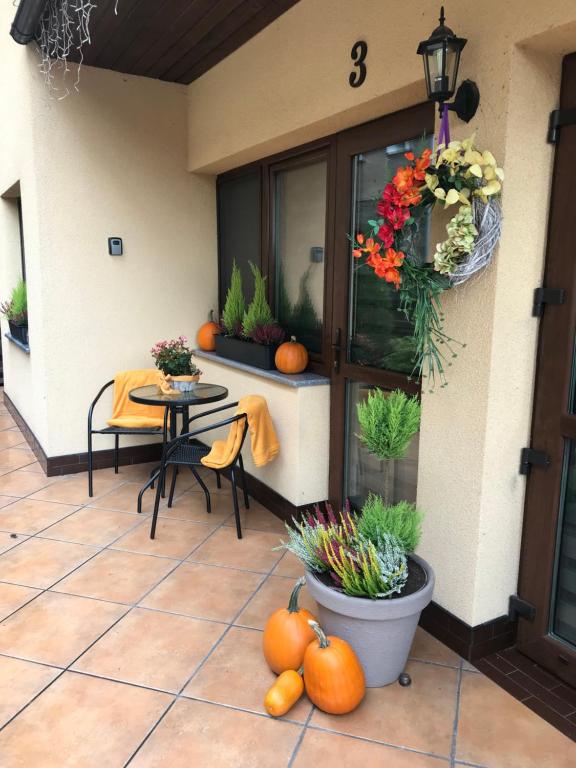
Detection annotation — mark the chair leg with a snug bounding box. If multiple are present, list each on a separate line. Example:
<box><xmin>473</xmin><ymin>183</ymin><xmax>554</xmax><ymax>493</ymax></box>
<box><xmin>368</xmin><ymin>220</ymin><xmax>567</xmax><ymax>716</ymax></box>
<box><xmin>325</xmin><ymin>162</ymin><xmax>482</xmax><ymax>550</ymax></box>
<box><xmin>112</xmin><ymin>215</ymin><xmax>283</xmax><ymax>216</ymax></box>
<box><xmin>230</xmin><ymin>467</ymin><xmax>242</xmax><ymax>539</ymax></box>
<box><xmin>150</xmin><ymin>466</ymin><xmax>165</xmax><ymax>539</ymax></box>
<box><xmin>168</xmin><ymin>466</ymin><xmax>178</xmax><ymax>508</ymax></box>
<box><xmin>215</xmin><ymin>471</ymin><xmax>221</xmax><ymax>489</ymax></box>
<box><xmin>238</xmin><ymin>454</ymin><xmax>250</xmax><ymax>509</ymax></box>
<box><xmin>138</xmin><ymin>470</ymin><xmax>158</xmax><ymax>514</ymax></box>
<box><xmin>114</xmin><ymin>434</ymin><xmax>119</xmax><ymax>474</ymax></box>
<box><xmin>190</xmin><ymin>467</ymin><xmax>211</xmax><ymax>514</ymax></box>
<box><xmin>88</xmin><ymin>430</ymin><xmax>94</xmax><ymax>497</ymax></box>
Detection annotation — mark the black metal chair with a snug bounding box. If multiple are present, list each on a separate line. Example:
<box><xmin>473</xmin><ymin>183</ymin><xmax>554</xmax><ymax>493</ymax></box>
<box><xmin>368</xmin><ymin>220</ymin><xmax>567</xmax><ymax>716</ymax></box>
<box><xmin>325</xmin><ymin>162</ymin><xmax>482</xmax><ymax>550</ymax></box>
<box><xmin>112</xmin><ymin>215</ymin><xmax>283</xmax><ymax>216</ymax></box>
<box><xmin>151</xmin><ymin>402</ymin><xmax>250</xmax><ymax>540</ymax></box>
<box><xmin>87</xmin><ymin>379</ymin><xmax>169</xmax><ymax>497</ymax></box>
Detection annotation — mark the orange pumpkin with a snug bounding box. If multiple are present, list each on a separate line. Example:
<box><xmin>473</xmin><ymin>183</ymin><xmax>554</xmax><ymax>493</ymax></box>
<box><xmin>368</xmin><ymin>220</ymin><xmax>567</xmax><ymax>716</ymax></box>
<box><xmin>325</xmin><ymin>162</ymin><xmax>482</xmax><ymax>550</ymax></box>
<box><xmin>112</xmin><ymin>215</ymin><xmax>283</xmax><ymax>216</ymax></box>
<box><xmin>197</xmin><ymin>311</ymin><xmax>220</xmax><ymax>351</ymax></box>
<box><xmin>264</xmin><ymin>669</ymin><xmax>304</xmax><ymax>717</ymax></box>
<box><xmin>275</xmin><ymin>336</ymin><xmax>308</xmax><ymax>374</ymax></box>
<box><xmin>263</xmin><ymin>577</ymin><xmax>317</xmax><ymax>674</ymax></box>
<box><xmin>303</xmin><ymin>620</ymin><xmax>365</xmax><ymax>715</ymax></box>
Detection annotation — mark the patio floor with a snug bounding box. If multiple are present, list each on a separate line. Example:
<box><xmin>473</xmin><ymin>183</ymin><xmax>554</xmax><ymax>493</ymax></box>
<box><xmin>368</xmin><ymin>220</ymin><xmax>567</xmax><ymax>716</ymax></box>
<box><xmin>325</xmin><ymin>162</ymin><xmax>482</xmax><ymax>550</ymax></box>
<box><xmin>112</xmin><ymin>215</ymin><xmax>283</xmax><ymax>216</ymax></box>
<box><xmin>0</xmin><ymin>405</ymin><xmax>574</xmax><ymax>766</ymax></box>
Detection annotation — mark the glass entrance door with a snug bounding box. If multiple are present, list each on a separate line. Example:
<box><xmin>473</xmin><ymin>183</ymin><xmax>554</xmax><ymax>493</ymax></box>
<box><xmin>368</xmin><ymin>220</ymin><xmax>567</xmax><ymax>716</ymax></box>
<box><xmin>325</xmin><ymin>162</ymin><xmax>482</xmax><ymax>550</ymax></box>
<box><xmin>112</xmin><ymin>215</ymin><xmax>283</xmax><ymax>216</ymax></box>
<box><xmin>328</xmin><ymin>104</ymin><xmax>434</xmax><ymax>506</ymax></box>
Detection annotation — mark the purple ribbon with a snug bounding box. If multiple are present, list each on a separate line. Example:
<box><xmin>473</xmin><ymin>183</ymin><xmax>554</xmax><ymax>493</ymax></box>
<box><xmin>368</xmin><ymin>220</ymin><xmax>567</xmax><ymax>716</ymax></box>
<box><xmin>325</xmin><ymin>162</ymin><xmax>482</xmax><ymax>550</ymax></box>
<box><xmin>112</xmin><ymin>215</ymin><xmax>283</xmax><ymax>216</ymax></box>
<box><xmin>437</xmin><ymin>103</ymin><xmax>451</xmax><ymax>147</ymax></box>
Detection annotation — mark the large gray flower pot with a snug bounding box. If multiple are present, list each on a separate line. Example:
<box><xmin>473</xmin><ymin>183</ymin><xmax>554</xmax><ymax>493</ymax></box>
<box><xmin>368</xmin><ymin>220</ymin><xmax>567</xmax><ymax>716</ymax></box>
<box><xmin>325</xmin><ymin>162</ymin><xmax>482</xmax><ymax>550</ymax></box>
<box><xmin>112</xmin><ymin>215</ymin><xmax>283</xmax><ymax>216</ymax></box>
<box><xmin>306</xmin><ymin>554</ymin><xmax>435</xmax><ymax>687</ymax></box>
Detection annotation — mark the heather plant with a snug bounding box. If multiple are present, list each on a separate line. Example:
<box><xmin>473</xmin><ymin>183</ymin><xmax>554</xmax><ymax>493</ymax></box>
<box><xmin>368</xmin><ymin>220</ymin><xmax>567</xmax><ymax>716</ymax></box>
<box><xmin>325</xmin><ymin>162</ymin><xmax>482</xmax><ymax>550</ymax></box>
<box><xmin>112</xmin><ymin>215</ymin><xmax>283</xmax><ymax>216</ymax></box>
<box><xmin>242</xmin><ymin>262</ymin><xmax>274</xmax><ymax>338</ymax></box>
<box><xmin>248</xmin><ymin>322</ymin><xmax>285</xmax><ymax>346</ymax></box>
<box><xmin>150</xmin><ymin>337</ymin><xmax>201</xmax><ymax>376</ymax></box>
<box><xmin>356</xmin><ymin>388</ymin><xmax>421</xmax><ymax>461</ymax></box>
<box><xmin>280</xmin><ymin>500</ymin><xmax>413</xmax><ymax>600</ymax></box>
<box><xmin>358</xmin><ymin>494</ymin><xmax>422</xmax><ymax>553</ymax></box>
<box><xmin>221</xmin><ymin>261</ymin><xmax>245</xmax><ymax>336</ymax></box>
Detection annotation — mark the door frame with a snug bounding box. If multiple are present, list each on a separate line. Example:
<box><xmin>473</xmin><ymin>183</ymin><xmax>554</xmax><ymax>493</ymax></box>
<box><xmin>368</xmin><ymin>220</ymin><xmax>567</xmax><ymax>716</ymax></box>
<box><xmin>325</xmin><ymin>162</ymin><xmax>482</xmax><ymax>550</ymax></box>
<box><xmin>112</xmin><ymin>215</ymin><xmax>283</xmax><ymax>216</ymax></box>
<box><xmin>328</xmin><ymin>102</ymin><xmax>434</xmax><ymax>503</ymax></box>
<box><xmin>516</xmin><ymin>52</ymin><xmax>576</xmax><ymax>687</ymax></box>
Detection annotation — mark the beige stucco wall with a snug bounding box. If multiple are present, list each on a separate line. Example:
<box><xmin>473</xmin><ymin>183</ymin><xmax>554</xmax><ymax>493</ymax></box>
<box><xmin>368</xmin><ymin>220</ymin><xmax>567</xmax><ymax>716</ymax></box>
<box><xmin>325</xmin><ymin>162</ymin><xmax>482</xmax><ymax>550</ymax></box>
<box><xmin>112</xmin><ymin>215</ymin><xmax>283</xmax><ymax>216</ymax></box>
<box><xmin>187</xmin><ymin>0</ymin><xmax>576</xmax><ymax>625</ymax></box>
<box><xmin>195</xmin><ymin>357</ymin><xmax>330</xmax><ymax>506</ymax></box>
<box><xmin>0</xmin><ymin>2</ymin><xmax>217</xmax><ymax>459</ymax></box>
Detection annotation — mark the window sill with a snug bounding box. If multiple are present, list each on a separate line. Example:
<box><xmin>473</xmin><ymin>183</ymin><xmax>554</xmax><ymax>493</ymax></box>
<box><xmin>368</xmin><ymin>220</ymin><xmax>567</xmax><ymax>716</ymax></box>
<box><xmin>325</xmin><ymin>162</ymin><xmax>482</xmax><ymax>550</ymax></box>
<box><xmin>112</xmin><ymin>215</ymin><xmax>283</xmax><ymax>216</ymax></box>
<box><xmin>5</xmin><ymin>333</ymin><xmax>30</xmax><ymax>354</ymax></box>
<box><xmin>194</xmin><ymin>350</ymin><xmax>329</xmax><ymax>388</ymax></box>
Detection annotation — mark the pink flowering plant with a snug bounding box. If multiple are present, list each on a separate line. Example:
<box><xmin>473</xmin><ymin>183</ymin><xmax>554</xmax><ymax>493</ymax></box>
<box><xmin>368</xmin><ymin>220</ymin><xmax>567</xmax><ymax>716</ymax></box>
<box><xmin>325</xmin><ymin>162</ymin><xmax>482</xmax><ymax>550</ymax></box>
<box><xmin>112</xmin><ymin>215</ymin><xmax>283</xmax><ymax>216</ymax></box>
<box><xmin>150</xmin><ymin>336</ymin><xmax>202</xmax><ymax>377</ymax></box>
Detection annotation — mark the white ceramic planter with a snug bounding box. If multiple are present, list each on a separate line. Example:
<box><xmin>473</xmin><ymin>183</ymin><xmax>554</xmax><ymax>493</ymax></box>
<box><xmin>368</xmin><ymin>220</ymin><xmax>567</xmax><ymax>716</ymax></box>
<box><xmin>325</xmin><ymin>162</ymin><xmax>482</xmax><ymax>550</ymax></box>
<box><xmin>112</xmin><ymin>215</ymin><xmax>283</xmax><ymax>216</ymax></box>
<box><xmin>306</xmin><ymin>554</ymin><xmax>435</xmax><ymax>687</ymax></box>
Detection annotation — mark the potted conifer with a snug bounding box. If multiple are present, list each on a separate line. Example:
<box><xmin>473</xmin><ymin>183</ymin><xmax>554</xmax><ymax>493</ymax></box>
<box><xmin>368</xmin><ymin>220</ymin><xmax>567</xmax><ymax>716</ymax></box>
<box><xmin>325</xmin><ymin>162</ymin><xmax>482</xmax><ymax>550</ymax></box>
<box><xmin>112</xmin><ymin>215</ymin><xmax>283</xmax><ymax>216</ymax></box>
<box><xmin>1</xmin><ymin>279</ymin><xmax>28</xmax><ymax>346</ymax></box>
<box><xmin>215</xmin><ymin>261</ymin><xmax>284</xmax><ymax>370</ymax></box>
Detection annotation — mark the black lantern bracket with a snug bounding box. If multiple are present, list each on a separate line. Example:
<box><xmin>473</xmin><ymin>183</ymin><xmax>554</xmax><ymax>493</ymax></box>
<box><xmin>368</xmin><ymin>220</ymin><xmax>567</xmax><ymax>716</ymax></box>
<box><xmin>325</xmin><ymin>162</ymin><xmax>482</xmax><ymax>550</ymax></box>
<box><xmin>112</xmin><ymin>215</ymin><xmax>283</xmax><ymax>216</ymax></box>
<box><xmin>445</xmin><ymin>79</ymin><xmax>480</xmax><ymax>123</ymax></box>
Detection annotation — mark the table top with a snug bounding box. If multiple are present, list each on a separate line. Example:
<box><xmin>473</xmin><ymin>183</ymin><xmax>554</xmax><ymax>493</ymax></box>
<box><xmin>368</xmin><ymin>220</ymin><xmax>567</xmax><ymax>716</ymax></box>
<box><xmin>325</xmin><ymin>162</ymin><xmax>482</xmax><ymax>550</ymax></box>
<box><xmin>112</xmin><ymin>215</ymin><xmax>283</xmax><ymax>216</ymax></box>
<box><xmin>129</xmin><ymin>383</ymin><xmax>228</xmax><ymax>408</ymax></box>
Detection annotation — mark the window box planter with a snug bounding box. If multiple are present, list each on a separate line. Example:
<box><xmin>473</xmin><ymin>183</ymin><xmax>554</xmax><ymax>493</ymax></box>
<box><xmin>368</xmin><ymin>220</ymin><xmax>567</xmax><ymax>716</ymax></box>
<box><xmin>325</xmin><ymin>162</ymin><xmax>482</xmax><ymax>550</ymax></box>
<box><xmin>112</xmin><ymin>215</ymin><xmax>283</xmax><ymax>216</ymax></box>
<box><xmin>8</xmin><ymin>321</ymin><xmax>28</xmax><ymax>346</ymax></box>
<box><xmin>306</xmin><ymin>554</ymin><xmax>435</xmax><ymax>687</ymax></box>
<box><xmin>215</xmin><ymin>334</ymin><xmax>277</xmax><ymax>371</ymax></box>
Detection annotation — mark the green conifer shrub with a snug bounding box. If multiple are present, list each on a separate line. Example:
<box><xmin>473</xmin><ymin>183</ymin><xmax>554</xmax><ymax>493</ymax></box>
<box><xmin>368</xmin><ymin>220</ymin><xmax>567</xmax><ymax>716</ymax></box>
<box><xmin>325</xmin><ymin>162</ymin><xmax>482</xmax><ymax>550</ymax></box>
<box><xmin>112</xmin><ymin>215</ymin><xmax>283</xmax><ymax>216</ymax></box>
<box><xmin>242</xmin><ymin>262</ymin><xmax>274</xmax><ymax>338</ymax></box>
<box><xmin>358</xmin><ymin>494</ymin><xmax>423</xmax><ymax>553</ymax></box>
<box><xmin>356</xmin><ymin>388</ymin><xmax>421</xmax><ymax>460</ymax></box>
<box><xmin>221</xmin><ymin>261</ymin><xmax>245</xmax><ymax>336</ymax></box>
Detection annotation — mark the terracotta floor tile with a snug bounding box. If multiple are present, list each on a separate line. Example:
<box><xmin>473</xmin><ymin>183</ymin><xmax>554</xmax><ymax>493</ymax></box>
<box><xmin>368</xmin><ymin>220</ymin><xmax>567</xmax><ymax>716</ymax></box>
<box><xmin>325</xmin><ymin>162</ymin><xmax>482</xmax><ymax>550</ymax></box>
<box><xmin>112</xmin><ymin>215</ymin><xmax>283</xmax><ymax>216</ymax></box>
<box><xmin>0</xmin><ymin>415</ymin><xmax>16</xmax><ymax>430</ymax></box>
<box><xmin>87</xmin><ymin>482</ymin><xmax>159</xmax><ymax>514</ymax></box>
<box><xmin>295</xmin><ymin>730</ymin><xmax>446</xmax><ymax>767</ymax></box>
<box><xmin>160</xmin><ymin>489</ymin><xmax>235</xmax><ymax>523</ymax></box>
<box><xmin>0</xmin><ymin>498</ymin><xmax>78</xmax><ymax>535</ymax></box>
<box><xmin>0</xmin><ymin>538</ymin><xmax>97</xmax><ymax>588</ymax></box>
<box><xmin>18</xmin><ymin>460</ymin><xmax>45</xmax><ymax>474</ymax></box>
<box><xmin>236</xmin><ymin>574</ymin><xmax>318</xmax><ymax>630</ymax></box>
<box><xmin>130</xmin><ymin>698</ymin><xmax>300</xmax><ymax>767</ymax></box>
<box><xmin>0</xmin><ymin>532</ymin><xmax>27</xmax><ymax>556</ymax></box>
<box><xmin>0</xmin><ymin>496</ymin><xmax>19</xmax><ymax>510</ymax></box>
<box><xmin>0</xmin><ymin>583</ymin><xmax>40</xmax><ymax>620</ymax></box>
<box><xmin>272</xmin><ymin>551</ymin><xmax>306</xmax><ymax>578</ymax></box>
<box><xmin>457</xmin><ymin>671</ymin><xmax>576</xmax><ymax>767</ymax></box>
<box><xmin>112</xmin><ymin>518</ymin><xmax>215</xmax><ymax>559</ymax></box>
<box><xmin>39</xmin><ymin>507</ymin><xmax>142</xmax><ymax>546</ymax></box>
<box><xmin>105</xmin><ymin>462</ymin><xmax>161</xmax><ymax>483</ymax></box>
<box><xmin>461</xmin><ymin>658</ymin><xmax>478</xmax><ymax>672</ymax></box>
<box><xmin>0</xmin><ymin>448</ymin><xmax>36</xmax><ymax>473</ymax></box>
<box><xmin>30</xmin><ymin>474</ymin><xmax>122</xmax><ymax>506</ymax></box>
<box><xmin>190</xmin><ymin>527</ymin><xmax>283</xmax><ymax>573</ymax></box>
<box><xmin>0</xmin><ymin>591</ymin><xmax>127</xmax><ymax>665</ymax></box>
<box><xmin>225</xmin><ymin>500</ymin><xmax>287</xmax><ymax>533</ymax></box>
<box><xmin>183</xmin><ymin>626</ymin><xmax>312</xmax><ymax>722</ymax></box>
<box><xmin>0</xmin><ymin>656</ymin><xmax>61</xmax><ymax>728</ymax></box>
<box><xmin>409</xmin><ymin>628</ymin><xmax>460</xmax><ymax>667</ymax></box>
<box><xmin>141</xmin><ymin>562</ymin><xmax>264</xmax><ymax>622</ymax></box>
<box><xmin>0</xmin><ymin>471</ymin><xmax>54</xmax><ymax>498</ymax></box>
<box><xmin>55</xmin><ymin>549</ymin><xmax>177</xmax><ymax>603</ymax></box>
<box><xmin>73</xmin><ymin>607</ymin><xmax>226</xmax><ymax>692</ymax></box>
<box><xmin>0</xmin><ymin>431</ymin><xmax>27</xmax><ymax>450</ymax></box>
<box><xmin>311</xmin><ymin>660</ymin><xmax>457</xmax><ymax>757</ymax></box>
<box><xmin>0</xmin><ymin>672</ymin><xmax>170</xmax><ymax>767</ymax></box>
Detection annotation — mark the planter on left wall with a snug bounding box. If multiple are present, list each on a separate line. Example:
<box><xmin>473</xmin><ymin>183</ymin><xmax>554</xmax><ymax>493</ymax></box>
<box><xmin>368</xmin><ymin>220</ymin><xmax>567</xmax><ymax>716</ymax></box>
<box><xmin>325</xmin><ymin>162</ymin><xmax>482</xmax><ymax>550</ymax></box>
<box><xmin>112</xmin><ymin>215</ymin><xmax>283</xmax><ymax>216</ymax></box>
<box><xmin>8</xmin><ymin>321</ymin><xmax>28</xmax><ymax>346</ymax></box>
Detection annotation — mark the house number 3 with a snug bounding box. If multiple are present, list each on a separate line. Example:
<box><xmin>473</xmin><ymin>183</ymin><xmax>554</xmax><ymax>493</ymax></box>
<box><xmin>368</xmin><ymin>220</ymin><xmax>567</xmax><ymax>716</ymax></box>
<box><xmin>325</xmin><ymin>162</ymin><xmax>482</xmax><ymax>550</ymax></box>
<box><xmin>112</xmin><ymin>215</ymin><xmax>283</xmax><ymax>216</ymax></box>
<box><xmin>349</xmin><ymin>40</ymin><xmax>367</xmax><ymax>88</ymax></box>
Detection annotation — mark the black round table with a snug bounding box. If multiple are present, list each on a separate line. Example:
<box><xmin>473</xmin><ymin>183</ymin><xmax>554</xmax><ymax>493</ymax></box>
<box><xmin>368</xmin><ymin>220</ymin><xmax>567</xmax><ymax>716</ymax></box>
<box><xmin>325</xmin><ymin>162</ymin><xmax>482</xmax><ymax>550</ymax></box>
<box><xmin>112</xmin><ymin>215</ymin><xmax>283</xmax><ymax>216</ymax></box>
<box><xmin>129</xmin><ymin>383</ymin><xmax>228</xmax><ymax>513</ymax></box>
<box><xmin>129</xmin><ymin>383</ymin><xmax>228</xmax><ymax>440</ymax></box>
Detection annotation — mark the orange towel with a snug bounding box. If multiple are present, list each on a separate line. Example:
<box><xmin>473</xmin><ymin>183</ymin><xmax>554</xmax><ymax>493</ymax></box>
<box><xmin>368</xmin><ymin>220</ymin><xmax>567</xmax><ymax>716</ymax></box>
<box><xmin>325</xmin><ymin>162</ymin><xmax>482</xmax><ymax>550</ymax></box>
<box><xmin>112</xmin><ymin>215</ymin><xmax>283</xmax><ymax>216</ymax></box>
<box><xmin>107</xmin><ymin>369</ymin><xmax>166</xmax><ymax>429</ymax></box>
<box><xmin>201</xmin><ymin>395</ymin><xmax>279</xmax><ymax>470</ymax></box>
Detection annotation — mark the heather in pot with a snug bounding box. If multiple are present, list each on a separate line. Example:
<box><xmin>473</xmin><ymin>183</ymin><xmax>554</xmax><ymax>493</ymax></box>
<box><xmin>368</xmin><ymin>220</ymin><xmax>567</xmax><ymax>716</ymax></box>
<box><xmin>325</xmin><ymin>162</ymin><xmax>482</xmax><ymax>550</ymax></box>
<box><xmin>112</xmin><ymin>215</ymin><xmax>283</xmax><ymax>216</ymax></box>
<box><xmin>280</xmin><ymin>496</ymin><xmax>434</xmax><ymax>686</ymax></box>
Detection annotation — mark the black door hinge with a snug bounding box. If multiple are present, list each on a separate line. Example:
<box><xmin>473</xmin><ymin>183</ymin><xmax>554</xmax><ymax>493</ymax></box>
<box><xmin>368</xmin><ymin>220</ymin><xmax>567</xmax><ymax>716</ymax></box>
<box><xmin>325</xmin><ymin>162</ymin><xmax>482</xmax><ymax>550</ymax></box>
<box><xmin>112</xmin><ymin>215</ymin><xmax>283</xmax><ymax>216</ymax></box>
<box><xmin>520</xmin><ymin>447</ymin><xmax>550</xmax><ymax>475</ymax></box>
<box><xmin>509</xmin><ymin>594</ymin><xmax>536</xmax><ymax>622</ymax></box>
<box><xmin>548</xmin><ymin>107</ymin><xmax>576</xmax><ymax>143</ymax></box>
<box><xmin>532</xmin><ymin>286</ymin><xmax>565</xmax><ymax>317</ymax></box>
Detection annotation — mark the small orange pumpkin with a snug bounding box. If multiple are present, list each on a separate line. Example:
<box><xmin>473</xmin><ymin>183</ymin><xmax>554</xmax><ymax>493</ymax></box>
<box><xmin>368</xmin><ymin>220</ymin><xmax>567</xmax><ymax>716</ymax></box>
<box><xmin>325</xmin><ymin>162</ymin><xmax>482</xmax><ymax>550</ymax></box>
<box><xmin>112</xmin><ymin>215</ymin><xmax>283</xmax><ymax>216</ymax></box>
<box><xmin>264</xmin><ymin>669</ymin><xmax>304</xmax><ymax>717</ymax></box>
<box><xmin>197</xmin><ymin>310</ymin><xmax>220</xmax><ymax>351</ymax></box>
<box><xmin>263</xmin><ymin>577</ymin><xmax>317</xmax><ymax>674</ymax></box>
<box><xmin>303</xmin><ymin>620</ymin><xmax>365</xmax><ymax>715</ymax></box>
<box><xmin>275</xmin><ymin>336</ymin><xmax>308</xmax><ymax>374</ymax></box>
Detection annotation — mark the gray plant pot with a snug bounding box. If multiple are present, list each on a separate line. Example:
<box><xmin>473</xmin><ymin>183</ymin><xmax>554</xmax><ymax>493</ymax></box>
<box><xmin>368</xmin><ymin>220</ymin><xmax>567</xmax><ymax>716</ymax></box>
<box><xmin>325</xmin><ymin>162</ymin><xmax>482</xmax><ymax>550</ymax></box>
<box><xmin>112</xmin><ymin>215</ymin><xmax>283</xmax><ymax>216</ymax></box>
<box><xmin>306</xmin><ymin>554</ymin><xmax>435</xmax><ymax>687</ymax></box>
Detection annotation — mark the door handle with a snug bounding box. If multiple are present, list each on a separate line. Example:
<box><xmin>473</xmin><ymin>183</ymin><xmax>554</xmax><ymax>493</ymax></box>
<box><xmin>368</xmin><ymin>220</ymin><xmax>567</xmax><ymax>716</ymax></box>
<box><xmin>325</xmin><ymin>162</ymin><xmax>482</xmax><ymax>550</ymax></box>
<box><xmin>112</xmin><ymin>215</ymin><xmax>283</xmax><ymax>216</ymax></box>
<box><xmin>332</xmin><ymin>328</ymin><xmax>342</xmax><ymax>373</ymax></box>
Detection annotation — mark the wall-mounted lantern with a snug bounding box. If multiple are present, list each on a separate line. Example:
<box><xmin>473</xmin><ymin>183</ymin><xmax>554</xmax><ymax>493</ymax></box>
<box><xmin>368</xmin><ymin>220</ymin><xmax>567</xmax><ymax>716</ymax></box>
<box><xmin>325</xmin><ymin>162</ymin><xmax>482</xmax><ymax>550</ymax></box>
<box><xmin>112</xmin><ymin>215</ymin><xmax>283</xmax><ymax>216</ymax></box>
<box><xmin>417</xmin><ymin>6</ymin><xmax>479</xmax><ymax>123</ymax></box>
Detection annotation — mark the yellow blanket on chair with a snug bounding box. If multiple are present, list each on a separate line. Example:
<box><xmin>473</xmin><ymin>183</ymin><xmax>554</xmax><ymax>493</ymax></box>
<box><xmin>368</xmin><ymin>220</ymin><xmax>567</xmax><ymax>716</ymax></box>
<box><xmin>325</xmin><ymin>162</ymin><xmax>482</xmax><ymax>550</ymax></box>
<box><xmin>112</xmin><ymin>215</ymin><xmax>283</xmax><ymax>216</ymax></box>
<box><xmin>107</xmin><ymin>369</ymin><xmax>166</xmax><ymax>429</ymax></box>
<box><xmin>200</xmin><ymin>395</ymin><xmax>279</xmax><ymax>470</ymax></box>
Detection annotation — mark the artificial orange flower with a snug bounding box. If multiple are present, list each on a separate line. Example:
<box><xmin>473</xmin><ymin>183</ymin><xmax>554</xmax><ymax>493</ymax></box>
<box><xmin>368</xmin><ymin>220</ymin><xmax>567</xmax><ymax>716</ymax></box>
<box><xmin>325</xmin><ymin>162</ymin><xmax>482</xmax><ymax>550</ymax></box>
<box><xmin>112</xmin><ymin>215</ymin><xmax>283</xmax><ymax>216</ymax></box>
<box><xmin>399</xmin><ymin>187</ymin><xmax>422</xmax><ymax>207</ymax></box>
<box><xmin>353</xmin><ymin>248</ymin><xmax>363</xmax><ymax>259</ymax></box>
<box><xmin>356</xmin><ymin>233</ymin><xmax>365</xmax><ymax>245</ymax></box>
<box><xmin>372</xmin><ymin>248</ymin><xmax>405</xmax><ymax>288</ymax></box>
<box><xmin>364</xmin><ymin>238</ymin><xmax>381</xmax><ymax>256</ymax></box>
<box><xmin>392</xmin><ymin>165</ymin><xmax>414</xmax><ymax>193</ymax></box>
<box><xmin>404</xmin><ymin>151</ymin><xmax>415</xmax><ymax>161</ymax></box>
<box><xmin>413</xmin><ymin>148</ymin><xmax>432</xmax><ymax>181</ymax></box>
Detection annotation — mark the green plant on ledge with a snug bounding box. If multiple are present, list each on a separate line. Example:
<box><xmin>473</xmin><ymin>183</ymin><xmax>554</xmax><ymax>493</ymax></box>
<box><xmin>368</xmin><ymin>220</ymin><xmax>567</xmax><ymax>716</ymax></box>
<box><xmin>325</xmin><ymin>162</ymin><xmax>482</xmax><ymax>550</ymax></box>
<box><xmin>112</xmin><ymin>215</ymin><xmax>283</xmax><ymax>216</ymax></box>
<box><xmin>242</xmin><ymin>262</ymin><xmax>274</xmax><ymax>338</ymax></box>
<box><xmin>221</xmin><ymin>261</ymin><xmax>245</xmax><ymax>336</ymax></box>
<box><xmin>1</xmin><ymin>279</ymin><xmax>27</xmax><ymax>326</ymax></box>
